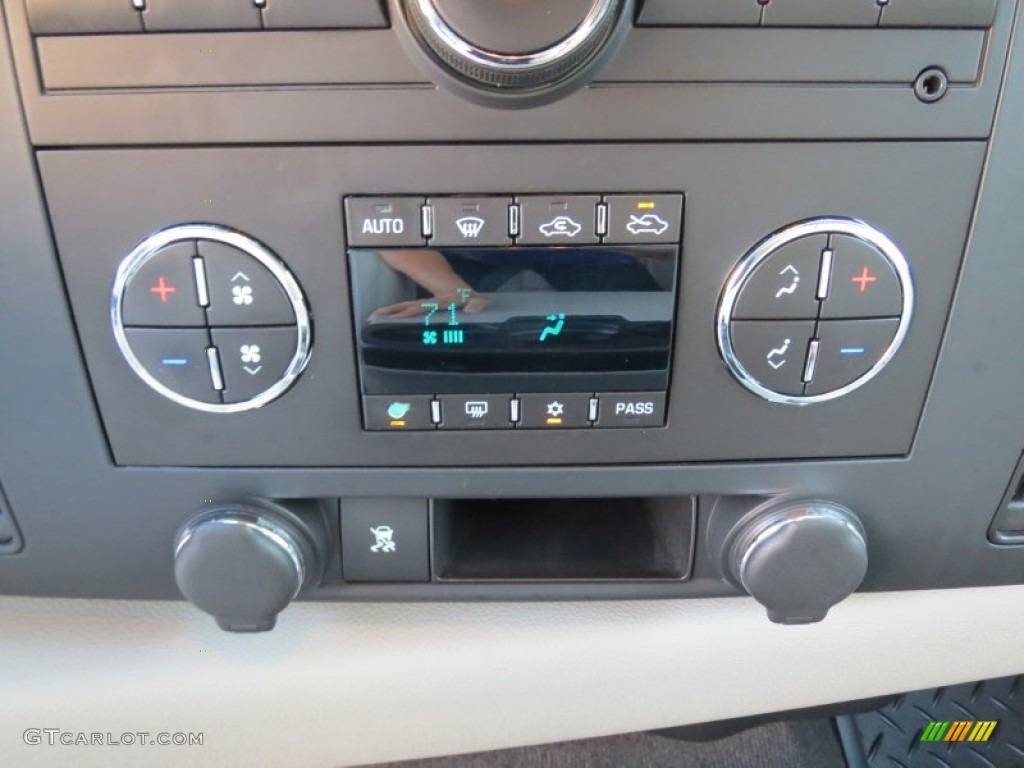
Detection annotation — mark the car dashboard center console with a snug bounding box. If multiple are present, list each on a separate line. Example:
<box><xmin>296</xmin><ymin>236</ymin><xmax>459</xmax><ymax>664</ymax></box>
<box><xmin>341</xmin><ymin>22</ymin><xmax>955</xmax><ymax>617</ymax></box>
<box><xmin>1</xmin><ymin>0</ymin><xmax>1024</xmax><ymax>632</ymax></box>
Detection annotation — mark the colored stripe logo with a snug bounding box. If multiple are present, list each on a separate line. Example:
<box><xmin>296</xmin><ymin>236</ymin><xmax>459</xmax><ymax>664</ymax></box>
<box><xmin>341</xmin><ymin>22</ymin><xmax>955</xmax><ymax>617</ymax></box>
<box><xmin>921</xmin><ymin>720</ymin><xmax>997</xmax><ymax>742</ymax></box>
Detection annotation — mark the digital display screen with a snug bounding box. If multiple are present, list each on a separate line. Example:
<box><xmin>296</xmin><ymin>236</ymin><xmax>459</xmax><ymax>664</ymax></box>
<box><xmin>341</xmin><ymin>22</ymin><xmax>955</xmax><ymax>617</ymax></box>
<box><xmin>348</xmin><ymin>246</ymin><xmax>679</xmax><ymax>394</ymax></box>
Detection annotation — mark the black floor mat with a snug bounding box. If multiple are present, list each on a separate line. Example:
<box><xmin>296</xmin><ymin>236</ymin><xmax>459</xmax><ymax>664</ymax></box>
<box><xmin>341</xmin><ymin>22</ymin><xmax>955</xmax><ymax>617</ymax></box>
<box><xmin>367</xmin><ymin>719</ymin><xmax>844</xmax><ymax>768</ymax></box>
<box><xmin>838</xmin><ymin>675</ymin><xmax>1024</xmax><ymax>767</ymax></box>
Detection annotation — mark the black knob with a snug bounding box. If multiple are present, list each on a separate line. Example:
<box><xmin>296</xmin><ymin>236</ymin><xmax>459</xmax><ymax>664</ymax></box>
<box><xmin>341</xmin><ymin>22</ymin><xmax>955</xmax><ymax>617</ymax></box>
<box><xmin>724</xmin><ymin>500</ymin><xmax>868</xmax><ymax>624</ymax></box>
<box><xmin>398</xmin><ymin>0</ymin><xmax>632</xmax><ymax>107</ymax></box>
<box><xmin>173</xmin><ymin>501</ymin><xmax>324</xmax><ymax>632</ymax></box>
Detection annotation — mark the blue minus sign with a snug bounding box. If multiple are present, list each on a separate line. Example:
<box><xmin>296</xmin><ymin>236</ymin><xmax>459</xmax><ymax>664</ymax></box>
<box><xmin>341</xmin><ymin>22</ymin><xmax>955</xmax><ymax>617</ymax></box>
<box><xmin>840</xmin><ymin>348</ymin><xmax>866</xmax><ymax>356</ymax></box>
<box><xmin>160</xmin><ymin>358</ymin><xmax>190</xmax><ymax>366</ymax></box>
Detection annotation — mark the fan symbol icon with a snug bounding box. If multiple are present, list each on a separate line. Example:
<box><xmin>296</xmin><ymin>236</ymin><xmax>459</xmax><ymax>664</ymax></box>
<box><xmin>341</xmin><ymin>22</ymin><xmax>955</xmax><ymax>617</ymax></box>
<box><xmin>232</xmin><ymin>285</ymin><xmax>254</xmax><ymax>305</ymax></box>
<box><xmin>239</xmin><ymin>345</ymin><xmax>261</xmax><ymax>364</ymax></box>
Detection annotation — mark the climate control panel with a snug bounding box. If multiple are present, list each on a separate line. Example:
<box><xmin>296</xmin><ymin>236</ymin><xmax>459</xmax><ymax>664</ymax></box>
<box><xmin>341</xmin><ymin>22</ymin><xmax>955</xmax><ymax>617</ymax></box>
<box><xmin>112</xmin><ymin>224</ymin><xmax>312</xmax><ymax>412</ymax></box>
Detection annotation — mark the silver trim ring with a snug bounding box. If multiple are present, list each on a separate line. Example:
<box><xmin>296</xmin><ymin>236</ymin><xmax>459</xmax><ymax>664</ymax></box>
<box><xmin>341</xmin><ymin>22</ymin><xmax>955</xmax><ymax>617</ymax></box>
<box><xmin>716</xmin><ymin>218</ymin><xmax>914</xmax><ymax>406</ymax></box>
<box><xmin>406</xmin><ymin>0</ymin><xmax>620</xmax><ymax>89</ymax></box>
<box><xmin>112</xmin><ymin>224</ymin><xmax>312</xmax><ymax>414</ymax></box>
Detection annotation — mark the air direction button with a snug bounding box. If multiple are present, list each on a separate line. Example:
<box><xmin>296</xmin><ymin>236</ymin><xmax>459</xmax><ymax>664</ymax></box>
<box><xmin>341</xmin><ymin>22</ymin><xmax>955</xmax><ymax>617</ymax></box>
<box><xmin>729</xmin><ymin>320</ymin><xmax>816</xmax><ymax>396</ymax></box>
<box><xmin>732</xmin><ymin>235</ymin><xmax>826</xmax><ymax>320</ymax></box>
<box><xmin>428</xmin><ymin>197</ymin><xmax>513</xmax><ymax>247</ymax></box>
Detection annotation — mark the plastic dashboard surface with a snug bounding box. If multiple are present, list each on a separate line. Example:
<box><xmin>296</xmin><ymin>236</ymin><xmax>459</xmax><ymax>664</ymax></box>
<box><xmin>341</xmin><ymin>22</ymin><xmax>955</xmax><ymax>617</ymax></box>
<box><xmin>2</xmin><ymin>588</ymin><xmax>1024</xmax><ymax>768</ymax></box>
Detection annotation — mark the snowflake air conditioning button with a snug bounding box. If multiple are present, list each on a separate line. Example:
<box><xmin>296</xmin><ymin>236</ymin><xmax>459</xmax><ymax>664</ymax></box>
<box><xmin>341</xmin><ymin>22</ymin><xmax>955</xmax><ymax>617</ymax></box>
<box><xmin>210</xmin><ymin>327</ymin><xmax>301</xmax><ymax>404</ymax></box>
<box><xmin>517</xmin><ymin>393</ymin><xmax>594</xmax><ymax>429</ymax></box>
<box><xmin>201</xmin><ymin>241</ymin><xmax>296</xmax><ymax>326</ymax></box>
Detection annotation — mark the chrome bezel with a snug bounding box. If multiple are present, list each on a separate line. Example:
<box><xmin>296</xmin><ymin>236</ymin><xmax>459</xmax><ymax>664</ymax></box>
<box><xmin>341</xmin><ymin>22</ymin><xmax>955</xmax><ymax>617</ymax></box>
<box><xmin>112</xmin><ymin>224</ymin><xmax>312</xmax><ymax>414</ymax></box>
<box><xmin>410</xmin><ymin>0</ymin><xmax>618</xmax><ymax>73</ymax></box>
<box><xmin>716</xmin><ymin>218</ymin><xmax>914</xmax><ymax>406</ymax></box>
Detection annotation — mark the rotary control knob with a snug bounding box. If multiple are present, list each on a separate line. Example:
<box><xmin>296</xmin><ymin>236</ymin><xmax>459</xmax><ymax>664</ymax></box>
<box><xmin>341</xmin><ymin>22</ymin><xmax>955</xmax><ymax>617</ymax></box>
<box><xmin>399</xmin><ymin>0</ymin><xmax>632</xmax><ymax>107</ymax></box>
<box><xmin>723</xmin><ymin>500</ymin><xmax>868</xmax><ymax>625</ymax></box>
<box><xmin>173</xmin><ymin>501</ymin><xmax>325</xmax><ymax>632</ymax></box>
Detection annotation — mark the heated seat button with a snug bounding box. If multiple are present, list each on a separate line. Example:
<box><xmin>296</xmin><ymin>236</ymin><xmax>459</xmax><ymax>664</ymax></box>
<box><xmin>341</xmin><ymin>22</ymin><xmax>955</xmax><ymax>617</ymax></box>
<box><xmin>123</xmin><ymin>328</ymin><xmax>219</xmax><ymax>403</ymax></box>
<box><xmin>729</xmin><ymin>321</ymin><xmax>816</xmax><ymax>396</ymax></box>
<box><xmin>517</xmin><ymin>195</ymin><xmax>600</xmax><ymax>246</ymax></box>
<box><xmin>805</xmin><ymin>319</ymin><xmax>901</xmax><ymax>396</ymax></box>
<box><xmin>604</xmin><ymin>195</ymin><xmax>683</xmax><ymax>245</ymax></box>
<box><xmin>122</xmin><ymin>242</ymin><xmax>206</xmax><ymax>327</ymax></box>
<box><xmin>517</xmin><ymin>393</ymin><xmax>593</xmax><ymax>429</ymax></box>
<box><xmin>437</xmin><ymin>394</ymin><xmax>514</xmax><ymax>430</ymax></box>
<box><xmin>341</xmin><ymin>499</ymin><xmax>430</xmax><ymax>582</ymax></box>
<box><xmin>200</xmin><ymin>242</ymin><xmax>296</xmax><ymax>326</ymax></box>
<box><xmin>820</xmin><ymin>235</ymin><xmax>903</xmax><ymax>319</ymax></box>
<box><xmin>594</xmin><ymin>392</ymin><xmax>667</xmax><ymax>428</ymax></box>
<box><xmin>210</xmin><ymin>327</ymin><xmax>299</xmax><ymax>404</ymax></box>
<box><xmin>428</xmin><ymin>197</ymin><xmax>513</xmax><ymax>247</ymax></box>
<box><xmin>363</xmin><ymin>395</ymin><xmax>436</xmax><ymax>431</ymax></box>
<box><xmin>732</xmin><ymin>235</ymin><xmax>826</xmax><ymax>320</ymax></box>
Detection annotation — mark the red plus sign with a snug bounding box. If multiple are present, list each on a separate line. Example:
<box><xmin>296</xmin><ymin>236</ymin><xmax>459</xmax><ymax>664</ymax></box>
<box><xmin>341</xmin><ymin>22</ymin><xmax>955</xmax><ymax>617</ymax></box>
<box><xmin>851</xmin><ymin>266</ymin><xmax>878</xmax><ymax>293</ymax></box>
<box><xmin>148</xmin><ymin>276</ymin><xmax>177</xmax><ymax>303</ymax></box>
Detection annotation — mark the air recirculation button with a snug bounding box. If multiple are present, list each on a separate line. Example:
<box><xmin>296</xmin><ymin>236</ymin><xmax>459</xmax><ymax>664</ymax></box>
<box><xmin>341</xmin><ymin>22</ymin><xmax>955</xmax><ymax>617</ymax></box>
<box><xmin>112</xmin><ymin>224</ymin><xmax>312</xmax><ymax>413</ymax></box>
